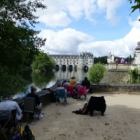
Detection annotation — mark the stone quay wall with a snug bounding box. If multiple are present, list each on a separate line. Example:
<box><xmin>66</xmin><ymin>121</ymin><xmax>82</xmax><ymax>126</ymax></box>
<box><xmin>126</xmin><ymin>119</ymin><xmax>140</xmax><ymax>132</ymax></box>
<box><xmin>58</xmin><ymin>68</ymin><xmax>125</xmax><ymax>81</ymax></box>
<box><xmin>91</xmin><ymin>83</ymin><xmax>140</xmax><ymax>93</ymax></box>
<box><xmin>105</xmin><ymin>63</ymin><xmax>140</xmax><ymax>72</ymax></box>
<box><xmin>13</xmin><ymin>80</ymin><xmax>64</xmax><ymax>108</ymax></box>
<box><xmin>13</xmin><ymin>80</ymin><xmax>140</xmax><ymax>108</ymax></box>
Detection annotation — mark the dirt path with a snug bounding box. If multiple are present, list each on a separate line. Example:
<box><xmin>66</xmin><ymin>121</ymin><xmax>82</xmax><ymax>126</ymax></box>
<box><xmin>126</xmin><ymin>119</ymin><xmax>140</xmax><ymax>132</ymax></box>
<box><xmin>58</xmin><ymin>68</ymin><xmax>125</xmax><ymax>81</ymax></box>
<box><xmin>22</xmin><ymin>93</ymin><xmax>140</xmax><ymax>140</ymax></box>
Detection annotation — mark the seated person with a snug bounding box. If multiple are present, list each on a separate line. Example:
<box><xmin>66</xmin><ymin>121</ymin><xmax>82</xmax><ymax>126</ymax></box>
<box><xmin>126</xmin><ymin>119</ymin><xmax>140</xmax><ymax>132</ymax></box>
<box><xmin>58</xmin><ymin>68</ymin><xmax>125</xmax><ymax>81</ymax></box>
<box><xmin>56</xmin><ymin>84</ymin><xmax>67</xmax><ymax>96</ymax></box>
<box><xmin>26</xmin><ymin>84</ymin><xmax>43</xmax><ymax>119</ymax></box>
<box><xmin>81</xmin><ymin>77</ymin><xmax>90</xmax><ymax>89</ymax></box>
<box><xmin>74</xmin><ymin>81</ymin><xmax>82</xmax><ymax>92</ymax></box>
<box><xmin>70</xmin><ymin>76</ymin><xmax>76</xmax><ymax>87</ymax></box>
<box><xmin>63</xmin><ymin>80</ymin><xmax>71</xmax><ymax>87</ymax></box>
<box><xmin>0</xmin><ymin>95</ymin><xmax>22</xmax><ymax>121</ymax></box>
<box><xmin>72</xmin><ymin>101</ymin><xmax>88</xmax><ymax>114</ymax></box>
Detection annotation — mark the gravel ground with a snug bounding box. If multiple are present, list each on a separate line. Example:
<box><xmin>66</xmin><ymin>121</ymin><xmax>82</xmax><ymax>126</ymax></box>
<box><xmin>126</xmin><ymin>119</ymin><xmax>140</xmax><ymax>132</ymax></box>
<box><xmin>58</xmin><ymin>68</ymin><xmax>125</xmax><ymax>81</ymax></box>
<box><xmin>22</xmin><ymin>93</ymin><xmax>140</xmax><ymax>140</ymax></box>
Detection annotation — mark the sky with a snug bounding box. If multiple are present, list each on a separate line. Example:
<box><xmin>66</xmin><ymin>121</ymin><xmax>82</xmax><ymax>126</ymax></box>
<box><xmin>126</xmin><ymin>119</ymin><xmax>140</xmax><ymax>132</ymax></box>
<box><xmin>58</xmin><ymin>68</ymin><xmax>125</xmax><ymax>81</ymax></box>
<box><xmin>34</xmin><ymin>0</ymin><xmax>140</xmax><ymax>57</ymax></box>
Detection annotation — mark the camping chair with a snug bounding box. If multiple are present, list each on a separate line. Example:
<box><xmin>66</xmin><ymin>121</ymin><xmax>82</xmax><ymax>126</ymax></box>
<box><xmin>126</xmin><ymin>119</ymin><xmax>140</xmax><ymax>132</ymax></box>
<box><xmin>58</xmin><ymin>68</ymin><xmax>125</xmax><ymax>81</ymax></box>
<box><xmin>77</xmin><ymin>86</ymin><xmax>87</xmax><ymax>99</ymax></box>
<box><xmin>23</xmin><ymin>97</ymin><xmax>39</xmax><ymax>119</ymax></box>
<box><xmin>0</xmin><ymin>110</ymin><xmax>20</xmax><ymax>140</ymax></box>
<box><xmin>87</xmin><ymin>96</ymin><xmax>106</xmax><ymax>116</ymax></box>
<box><xmin>65</xmin><ymin>85</ymin><xmax>75</xmax><ymax>97</ymax></box>
<box><xmin>56</xmin><ymin>89</ymin><xmax>67</xmax><ymax>105</ymax></box>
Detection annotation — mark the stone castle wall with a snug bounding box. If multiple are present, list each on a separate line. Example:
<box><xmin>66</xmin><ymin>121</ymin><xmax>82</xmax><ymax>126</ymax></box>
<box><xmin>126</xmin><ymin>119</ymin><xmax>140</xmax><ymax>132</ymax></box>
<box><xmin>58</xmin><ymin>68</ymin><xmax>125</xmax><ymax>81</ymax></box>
<box><xmin>49</xmin><ymin>52</ymin><xmax>93</xmax><ymax>70</ymax></box>
<box><xmin>105</xmin><ymin>63</ymin><xmax>131</xmax><ymax>71</ymax></box>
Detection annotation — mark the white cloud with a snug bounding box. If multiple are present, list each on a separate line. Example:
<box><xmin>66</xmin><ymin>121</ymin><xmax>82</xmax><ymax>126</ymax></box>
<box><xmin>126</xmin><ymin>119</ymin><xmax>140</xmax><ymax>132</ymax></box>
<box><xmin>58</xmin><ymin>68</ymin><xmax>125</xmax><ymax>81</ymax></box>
<box><xmin>35</xmin><ymin>0</ymin><xmax>123</xmax><ymax>27</ymax></box>
<box><xmin>35</xmin><ymin>0</ymin><xmax>71</xmax><ymax>27</ymax></box>
<box><xmin>79</xmin><ymin>17</ymin><xmax>140</xmax><ymax>57</ymax></box>
<box><xmin>40</xmin><ymin>17</ymin><xmax>140</xmax><ymax>57</ymax></box>
<box><xmin>129</xmin><ymin>16</ymin><xmax>140</xmax><ymax>29</ymax></box>
<box><xmin>40</xmin><ymin>28</ymin><xmax>93</xmax><ymax>54</ymax></box>
<box><xmin>97</xmin><ymin>0</ymin><xmax>123</xmax><ymax>24</ymax></box>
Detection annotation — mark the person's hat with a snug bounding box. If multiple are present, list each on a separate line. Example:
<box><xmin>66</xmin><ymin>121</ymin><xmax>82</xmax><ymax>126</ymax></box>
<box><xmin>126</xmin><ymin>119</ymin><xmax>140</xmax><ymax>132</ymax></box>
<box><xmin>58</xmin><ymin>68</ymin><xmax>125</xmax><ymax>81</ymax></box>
<box><xmin>71</xmin><ymin>76</ymin><xmax>76</xmax><ymax>79</ymax></box>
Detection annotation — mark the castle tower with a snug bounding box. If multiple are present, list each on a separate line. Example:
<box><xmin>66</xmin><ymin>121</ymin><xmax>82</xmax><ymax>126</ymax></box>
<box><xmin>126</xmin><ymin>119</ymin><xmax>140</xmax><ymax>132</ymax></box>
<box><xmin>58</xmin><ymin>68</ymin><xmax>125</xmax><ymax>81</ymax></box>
<box><xmin>87</xmin><ymin>53</ymin><xmax>93</xmax><ymax>68</ymax></box>
<box><xmin>112</xmin><ymin>54</ymin><xmax>114</xmax><ymax>63</ymax></box>
<box><xmin>132</xmin><ymin>41</ymin><xmax>140</xmax><ymax>68</ymax></box>
<box><xmin>78</xmin><ymin>53</ymin><xmax>84</xmax><ymax>70</ymax></box>
<box><xmin>107</xmin><ymin>52</ymin><xmax>114</xmax><ymax>63</ymax></box>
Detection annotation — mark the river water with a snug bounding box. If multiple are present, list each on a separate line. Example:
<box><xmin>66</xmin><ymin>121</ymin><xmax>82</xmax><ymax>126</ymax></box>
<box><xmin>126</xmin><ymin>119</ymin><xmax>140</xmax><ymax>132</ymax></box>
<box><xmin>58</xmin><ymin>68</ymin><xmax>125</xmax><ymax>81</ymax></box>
<box><xmin>13</xmin><ymin>69</ymin><xmax>87</xmax><ymax>99</ymax></box>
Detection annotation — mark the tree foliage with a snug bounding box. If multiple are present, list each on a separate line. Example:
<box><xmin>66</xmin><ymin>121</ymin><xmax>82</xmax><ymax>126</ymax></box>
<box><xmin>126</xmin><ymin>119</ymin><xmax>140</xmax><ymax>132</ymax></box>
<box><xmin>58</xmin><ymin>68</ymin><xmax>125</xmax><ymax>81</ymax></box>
<box><xmin>128</xmin><ymin>0</ymin><xmax>140</xmax><ymax>14</ymax></box>
<box><xmin>31</xmin><ymin>52</ymin><xmax>55</xmax><ymax>72</ymax></box>
<box><xmin>0</xmin><ymin>0</ymin><xmax>46</xmax><ymax>96</ymax></box>
<box><xmin>88</xmin><ymin>63</ymin><xmax>107</xmax><ymax>83</ymax></box>
<box><xmin>125</xmin><ymin>55</ymin><xmax>134</xmax><ymax>63</ymax></box>
<box><xmin>129</xmin><ymin>68</ymin><xmax>140</xmax><ymax>84</ymax></box>
<box><xmin>94</xmin><ymin>56</ymin><xmax>108</xmax><ymax>64</ymax></box>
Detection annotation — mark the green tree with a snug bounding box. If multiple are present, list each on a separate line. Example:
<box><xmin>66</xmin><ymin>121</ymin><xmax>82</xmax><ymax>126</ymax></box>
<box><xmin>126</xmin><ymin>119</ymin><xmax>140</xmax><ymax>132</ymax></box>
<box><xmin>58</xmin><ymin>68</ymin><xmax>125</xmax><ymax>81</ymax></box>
<box><xmin>126</xmin><ymin>55</ymin><xmax>134</xmax><ymax>63</ymax></box>
<box><xmin>129</xmin><ymin>0</ymin><xmax>140</xmax><ymax>21</ymax></box>
<box><xmin>88</xmin><ymin>63</ymin><xmax>107</xmax><ymax>83</ymax></box>
<box><xmin>94</xmin><ymin>56</ymin><xmax>108</xmax><ymax>64</ymax></box>
<box><xmin>31</xmin><ymin>52</ymin><xmax>55</xmax><ymax>72</ymax></box>
<box><xmin>129</xmin><ymin>0</ymin><xmax>140</xmax><ymax>14</ymax></box>
<box><xmin>0</xmin><ymin>0</ymin><xmax>46</xmax><ymax>96</ymax></box>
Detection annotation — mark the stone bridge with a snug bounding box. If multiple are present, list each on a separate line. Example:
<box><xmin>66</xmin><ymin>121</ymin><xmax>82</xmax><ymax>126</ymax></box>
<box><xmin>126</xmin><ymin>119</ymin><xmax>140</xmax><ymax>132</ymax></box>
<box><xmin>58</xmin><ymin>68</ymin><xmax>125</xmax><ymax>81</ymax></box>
<box><xmin>49</xmin><ymin>52</ymin><xmax>94</xmax><ymax>71</ymax></box>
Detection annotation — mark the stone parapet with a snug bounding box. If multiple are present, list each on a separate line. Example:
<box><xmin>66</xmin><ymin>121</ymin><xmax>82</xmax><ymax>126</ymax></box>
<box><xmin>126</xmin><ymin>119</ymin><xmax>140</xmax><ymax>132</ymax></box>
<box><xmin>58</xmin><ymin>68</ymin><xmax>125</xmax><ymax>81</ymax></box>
<box><xmin>13</xmin><ymin>80</ymin><xmax>63</xmax><ymax>107</ymax></box>
<box><xmin>13</xmin><ymin>80</ymin><xmax>140</xmax><ymax>109</ymax></box>
<box><xmin>105</xmin><ymin>63</ymin><xmax>131</xmax><ymax>71</ymax></box>
<box><xmin>91</xmin><ymin>83</ymin><xmax>140</xmax><ymax>93</ymax></box>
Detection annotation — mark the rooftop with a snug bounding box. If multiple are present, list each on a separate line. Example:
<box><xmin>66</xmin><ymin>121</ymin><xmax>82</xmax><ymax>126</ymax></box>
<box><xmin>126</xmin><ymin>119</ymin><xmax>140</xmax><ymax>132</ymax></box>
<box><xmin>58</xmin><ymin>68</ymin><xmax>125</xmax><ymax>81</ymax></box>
<box><xmin>49</xmin><ymin>52</ymin><xmax>93</xmax><ymax>59</ymax></box>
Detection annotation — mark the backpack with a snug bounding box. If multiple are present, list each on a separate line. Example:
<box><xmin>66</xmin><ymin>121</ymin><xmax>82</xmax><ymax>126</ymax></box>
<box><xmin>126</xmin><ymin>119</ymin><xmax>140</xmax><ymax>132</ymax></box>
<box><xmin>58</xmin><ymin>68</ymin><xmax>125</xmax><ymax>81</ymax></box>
<box><xmin>89</xmin><ymin>86</ymin><xmax>93</xmax><ymax>94</ymax></box>
<box><xmin>22</xmin><ymin>125</ymin><xmax>35</xmax><ymax>140</ymax></box>
<box><xmin>73</xmin><ymin>91</ymin><xmax>78</xmax><ymax>99</ymax></box>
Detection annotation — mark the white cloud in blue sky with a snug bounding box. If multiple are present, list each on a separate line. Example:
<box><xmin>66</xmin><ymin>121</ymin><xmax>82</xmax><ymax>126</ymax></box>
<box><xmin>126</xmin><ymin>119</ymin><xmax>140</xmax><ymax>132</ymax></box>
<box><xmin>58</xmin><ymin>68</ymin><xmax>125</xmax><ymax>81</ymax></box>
<box><xmin>36</xmin><ymin>0</ymin><xmax>140</xmax><ymax>57</ymax></box>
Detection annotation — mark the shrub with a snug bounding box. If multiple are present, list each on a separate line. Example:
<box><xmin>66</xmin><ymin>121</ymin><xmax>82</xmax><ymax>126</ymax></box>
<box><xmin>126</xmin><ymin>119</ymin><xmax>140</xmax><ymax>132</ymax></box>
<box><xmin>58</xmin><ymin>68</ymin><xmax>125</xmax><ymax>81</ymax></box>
<box><xmin>88</xmin><ymin>63</ymin><xmax>107</xmax><ymax>83</ymax></box>
<box><xmin>129</xmin><ymin>68</ymin><xmax>140</xmax><ymax>84</ymax></box>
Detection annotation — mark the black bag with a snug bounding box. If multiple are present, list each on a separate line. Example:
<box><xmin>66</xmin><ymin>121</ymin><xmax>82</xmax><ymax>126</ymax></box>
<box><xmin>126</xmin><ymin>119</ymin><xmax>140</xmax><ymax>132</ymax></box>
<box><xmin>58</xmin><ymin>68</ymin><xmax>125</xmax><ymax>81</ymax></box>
<box><xmin>52</xmin><ymin>94</ymin><xmax>60</xmax><ymax>102</ymax></box>
<box><xmin>89</xmin><ymin>86</ymin><xmax>93</xmax><ymax>94</ymax></box>
<box><xmin>73</xmin><ymin>91</ymin><xmax>78</xmax><ymax>99</ymax></box>
<box><xmin>50</xmin><ymin>90</ymin><xmax>59</xmax><ymax>102</ymax></box>
<box><xmin>22</xmin><ymin>125</ymin><xmax>35</xmax><ymax>140</ymax></box>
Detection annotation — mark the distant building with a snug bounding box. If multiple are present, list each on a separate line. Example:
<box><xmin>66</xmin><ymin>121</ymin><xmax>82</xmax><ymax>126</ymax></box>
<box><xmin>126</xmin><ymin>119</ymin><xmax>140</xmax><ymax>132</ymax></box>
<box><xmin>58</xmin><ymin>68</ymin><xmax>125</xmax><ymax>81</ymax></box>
<box><xmin>107</xmin><ymin>52</ymin><xmax>114</xmax><ymax>63</ymax></box>
<box><xmin>105</xmin><ymin>41</ymin><xmax>140</xmax><ymax>71</ymax></box>
<box><xmin>49</xmin><ymin>52</ymin><xmax>94</xmax><ymax>70</ymax></box>
<box><xmin>132</xmin><ymin>41</ymin><xmax>140</xmax><ymax>67</ymax></box>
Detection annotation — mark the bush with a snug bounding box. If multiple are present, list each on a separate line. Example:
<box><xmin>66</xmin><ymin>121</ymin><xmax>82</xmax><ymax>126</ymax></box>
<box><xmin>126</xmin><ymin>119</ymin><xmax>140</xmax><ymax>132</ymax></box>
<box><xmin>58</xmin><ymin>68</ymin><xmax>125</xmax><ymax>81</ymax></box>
<box><xmin>88</xmin><ymin>63</ymin><xmax>107</xmax><ymax>83</ymax></box>
<box><xmin>129</xmin><ymin>68</ymin><xmax>140</xmax><ymax>84</ymax></box>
